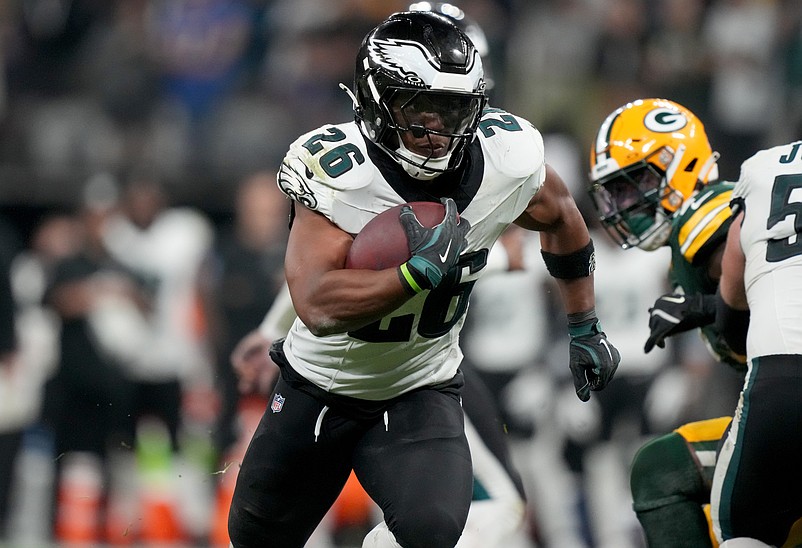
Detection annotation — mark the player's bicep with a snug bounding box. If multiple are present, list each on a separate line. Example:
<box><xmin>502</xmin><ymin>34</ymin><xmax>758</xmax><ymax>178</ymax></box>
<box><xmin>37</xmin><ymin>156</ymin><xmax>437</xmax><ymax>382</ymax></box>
<box><xmin>284</xmin><ymin>204</ymin><xmax>353</xmax><ymax>302</ymax></box>
<box><xmin>718</xmin><ymin>211</ymin><xmax>748</xmax><ymax>310</ymax></box>
<box><xmin>515</xmin><ymin>164</ymin><xmax>588</xmax><ymax>254</ymax></box>
<box><xmin>514</xmin><ymin>164</ymin><xmax>563</xmax><ymax>231</ymax></box>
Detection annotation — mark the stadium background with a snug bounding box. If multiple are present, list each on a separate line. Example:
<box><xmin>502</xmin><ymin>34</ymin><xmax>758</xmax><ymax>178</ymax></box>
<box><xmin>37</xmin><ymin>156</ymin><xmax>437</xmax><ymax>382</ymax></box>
<box><xmin>0</xmin><ymin>1</ymin><xmax>799</xmax><ymax>547</ymax></box>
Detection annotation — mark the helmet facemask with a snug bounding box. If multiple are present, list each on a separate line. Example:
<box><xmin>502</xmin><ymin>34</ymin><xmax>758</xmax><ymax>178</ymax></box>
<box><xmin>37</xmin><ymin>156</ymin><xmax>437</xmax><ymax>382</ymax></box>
<box><xmin>385</xmin><ymin>87</ymin><xmax>484</xmax><ymax>179</ymax></box>
<box><xmin>590</xmin><ymin>150</ymin><xmax>678</xmax><ymax>250</ymax></box>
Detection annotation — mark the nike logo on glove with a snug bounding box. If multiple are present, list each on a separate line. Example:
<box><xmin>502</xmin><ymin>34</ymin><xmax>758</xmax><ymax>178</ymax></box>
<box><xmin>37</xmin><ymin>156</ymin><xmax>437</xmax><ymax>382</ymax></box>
<box><xmin>439</xmin><ymin>241</ymin><xmax>452</xmax><ymax>263</ymax></box>
<box><xmin>651</xmin><ymin>309</ymin><xmax>681</xmax><ymax>324</ymax></box>
<box><xmin>601</xmin><ymin>338</ymin><xmax>614</xmax><ymax>361</ymax></box>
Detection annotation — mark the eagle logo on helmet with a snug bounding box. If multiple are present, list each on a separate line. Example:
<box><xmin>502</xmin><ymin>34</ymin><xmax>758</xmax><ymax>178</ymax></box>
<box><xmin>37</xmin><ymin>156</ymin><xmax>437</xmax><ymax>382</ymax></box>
<box><xmin>368</xmin><ymin>38</ymin><xmax>444</xmax><ymax>85</ymax></box>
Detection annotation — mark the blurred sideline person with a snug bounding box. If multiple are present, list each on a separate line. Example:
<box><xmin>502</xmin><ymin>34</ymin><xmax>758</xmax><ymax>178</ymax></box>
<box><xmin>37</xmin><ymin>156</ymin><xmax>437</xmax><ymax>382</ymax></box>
<box><xmin>40</xmin><ymin>175</ymin><xmax>152</xmax><ymax>544</ymax></box>
<box><xmin>101</xmin><ymin>171</ymin><xmax>217</xmax><ymax>541</ymax></box>
<box><xmin>200</xmin><ymin>171</ymin><xmax>288</xmax><ymax>458</ymax></box>
<box><xmin>587</xmin><ymin>98</ymin><xmax>742</xmax><ymax>546</ymax></box>
<box><xmin>711</xmin><ymin>140</ymin><xmax>802</xmax><ymax>547</ymax></box>
<box><xmin>569</xmin><ymin>227</ymin><xmax>672</xmax><ymax>547</ymax></box>
<box><xmin>227</xmin><ymin>11</ymin><xmax>619</xmax><ymax>548</ymax></box>
<box><xmin>198</xmin><ymin>172</ymin><xmax>290</xmax><ymax>547</ymax></box>
<box><xmin>2</xmin><ymin>213</ymin><xmax>78</xmax><ymax>544</ymax></box>
<box><xmin>457</xmin><ymin>226</ymin><xmax>572</xmax><ymax>546</ymax></box>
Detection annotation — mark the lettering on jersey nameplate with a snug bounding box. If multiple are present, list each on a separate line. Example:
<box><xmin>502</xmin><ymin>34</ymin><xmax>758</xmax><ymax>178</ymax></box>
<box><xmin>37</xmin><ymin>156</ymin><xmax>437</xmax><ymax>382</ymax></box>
<box><xmin>271</xmin><ymin>393</ymin><xmax>286</xmax><ymax>413</ymax></box>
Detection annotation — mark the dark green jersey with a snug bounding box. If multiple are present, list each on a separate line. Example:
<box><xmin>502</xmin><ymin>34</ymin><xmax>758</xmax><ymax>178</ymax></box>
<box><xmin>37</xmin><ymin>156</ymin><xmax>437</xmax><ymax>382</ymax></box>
<box><xmin>667</xmin><ymin>181</ymin><xmax>745</xmax><ymax>369</ymax></box>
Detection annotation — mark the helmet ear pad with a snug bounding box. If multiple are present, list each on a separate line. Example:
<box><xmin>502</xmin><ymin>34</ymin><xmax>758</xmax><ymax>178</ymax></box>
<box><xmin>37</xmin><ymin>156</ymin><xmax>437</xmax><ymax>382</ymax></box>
<box><xmin>355</xmin><ymin>71</ymin><xmax>401</xmax><ymax>151</ymax></box>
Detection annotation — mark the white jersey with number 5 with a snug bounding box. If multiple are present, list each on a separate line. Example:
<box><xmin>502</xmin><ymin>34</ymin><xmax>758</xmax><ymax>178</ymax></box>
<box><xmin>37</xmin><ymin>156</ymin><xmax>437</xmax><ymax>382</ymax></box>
<box><xmin>277</xmin><ymin>108</ymin><xmax>546</xmax><ymax>400</ymax></box>
<box><xmin>734</xmin><ymin>140</ymin><xmax>802</xmax><ymax>358</ymax></box>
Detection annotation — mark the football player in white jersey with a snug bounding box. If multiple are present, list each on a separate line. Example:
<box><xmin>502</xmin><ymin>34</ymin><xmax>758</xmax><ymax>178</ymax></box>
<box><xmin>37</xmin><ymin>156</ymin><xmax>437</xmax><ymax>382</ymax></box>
<box><xmin>227</xmin><ymin>11</ymin><xmax>620</xmax><ymax>548</ymax></box>
<box><xmin>232</xmin><ymin>283</ymin><xmax>533</xmax><ymax>548</ymax></box>
<box><xmin>712</xmin><ymin>140</ymin><xmax>802</xmax><ymax>547</ymax></box>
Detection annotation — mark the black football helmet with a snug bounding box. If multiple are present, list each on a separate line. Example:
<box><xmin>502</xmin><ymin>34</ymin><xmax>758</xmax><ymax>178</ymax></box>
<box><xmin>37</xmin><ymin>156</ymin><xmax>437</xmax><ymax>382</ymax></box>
<box><xmin>407</xmin><ymin>2</ymin><xmax>490</xmax><ymax>58</ymax></box>
<box><xmin>353</xmin><ymin>11</ymin><xmax>487</xmax><ymax>180</ymax></box>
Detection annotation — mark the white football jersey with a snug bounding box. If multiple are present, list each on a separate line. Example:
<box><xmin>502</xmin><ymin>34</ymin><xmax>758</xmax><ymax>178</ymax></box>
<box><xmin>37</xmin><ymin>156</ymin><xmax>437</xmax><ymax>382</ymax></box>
<box><xmin>734</xmin><ymin>140</ymin><xmax>802</xmax><ymax>357</ymax></box>
<box><xmin>102</xmin><ymin>207</ymin><xmax>214</xmax><ymax>382</ymax></box>
<box><xmin>277</xmin><ymin>109</ymin><xmax>546</xmax><ymax>400</ymax></box>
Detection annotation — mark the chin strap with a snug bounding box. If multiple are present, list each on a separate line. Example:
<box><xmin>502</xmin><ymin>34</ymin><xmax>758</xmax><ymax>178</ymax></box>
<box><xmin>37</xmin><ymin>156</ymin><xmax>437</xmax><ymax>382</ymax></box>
<box><xmin>698</xmin><ymin>151</ymin><xmax>721</xmax><ymax>184</ymax></box>
<box><xmin>339</xmin><ymin>83</ymin><xmax>359</xmax><ymax>111</ymax></box>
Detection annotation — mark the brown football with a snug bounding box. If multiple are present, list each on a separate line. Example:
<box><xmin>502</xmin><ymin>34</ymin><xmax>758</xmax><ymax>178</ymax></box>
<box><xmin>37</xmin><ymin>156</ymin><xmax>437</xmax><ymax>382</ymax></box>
<box><xmin>345</xmin><ymin>201</ymin><xmax>447</xmax><ymax>270</ymax></box>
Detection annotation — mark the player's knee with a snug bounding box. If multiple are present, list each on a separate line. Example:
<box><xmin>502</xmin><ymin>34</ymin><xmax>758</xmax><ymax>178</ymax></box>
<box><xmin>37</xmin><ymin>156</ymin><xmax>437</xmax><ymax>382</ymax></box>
<box><xmin>228</xmin><ymin>504</ymin><xmax>264</xmax><ymax>548</ymax></box>
<box><xmin>228</xmin><ymin>504</ymin><xmax>300</xmax><ymax>548</ymax></box>
<box><xmin>391</xmin><ymin>505</ymin><xmax>466</xmax><ymax>548</ymax></box>
<box><xmin>630</xmin><ymin>431</ymin><xmax>704</xmax><ymax>513</ymax></box>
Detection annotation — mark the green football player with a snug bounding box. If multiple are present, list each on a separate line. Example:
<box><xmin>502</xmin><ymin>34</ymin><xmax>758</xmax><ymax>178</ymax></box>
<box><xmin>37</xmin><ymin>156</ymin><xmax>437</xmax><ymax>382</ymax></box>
<box><xmin>588</xmin><ymin>98</ymin><xmax>742</xmax><ymax>547</ymax></box>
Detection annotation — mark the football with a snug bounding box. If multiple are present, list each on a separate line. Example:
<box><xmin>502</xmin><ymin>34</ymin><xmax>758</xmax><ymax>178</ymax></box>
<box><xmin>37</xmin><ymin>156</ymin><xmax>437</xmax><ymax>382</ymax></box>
<box><xmin>345</xmin><ymin>201</ymin><xmax>447</xmax><ymax>270</ymax></box>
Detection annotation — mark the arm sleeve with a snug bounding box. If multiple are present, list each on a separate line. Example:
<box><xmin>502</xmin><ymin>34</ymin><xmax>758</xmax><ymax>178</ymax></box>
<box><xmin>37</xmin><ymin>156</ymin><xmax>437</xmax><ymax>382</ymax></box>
<box><xmin>257</xmin><ymin>283</ymin><xmax>297</xmax><ymax>340</ymax></box>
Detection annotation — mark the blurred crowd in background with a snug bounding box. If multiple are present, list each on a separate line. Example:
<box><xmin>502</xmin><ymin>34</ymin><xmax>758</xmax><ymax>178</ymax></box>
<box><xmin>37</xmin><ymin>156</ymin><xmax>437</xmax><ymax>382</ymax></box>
<box><xmin>0</xmin><ymin>0</ymin><xmax>799</xmax><ymax>546</ymax></box>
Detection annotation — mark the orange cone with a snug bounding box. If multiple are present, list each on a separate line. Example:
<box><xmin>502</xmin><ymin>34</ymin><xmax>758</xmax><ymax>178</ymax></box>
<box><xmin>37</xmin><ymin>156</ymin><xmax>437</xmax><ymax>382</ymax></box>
<box><xmin>139</xmin><ymin>496</ymin><xmax>184</xmax><ymax>543</ymax></box>
<box><xmin>54</xmin><ymin>452</ymin><xmax>103</xmax><ymax>544</ymax></box>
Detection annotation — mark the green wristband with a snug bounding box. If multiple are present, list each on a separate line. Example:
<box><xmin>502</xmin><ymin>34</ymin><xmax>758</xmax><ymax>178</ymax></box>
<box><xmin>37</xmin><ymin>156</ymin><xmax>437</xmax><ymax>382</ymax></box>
<box><xmin>398</xmin><ymin>263</ymin><xmax>424</xmax><ymax>294</ymax></box>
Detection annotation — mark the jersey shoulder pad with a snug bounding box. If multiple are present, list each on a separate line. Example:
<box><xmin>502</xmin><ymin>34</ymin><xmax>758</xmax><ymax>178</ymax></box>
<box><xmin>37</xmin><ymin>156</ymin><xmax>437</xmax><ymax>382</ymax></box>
<box><xmin>733</xmin><ymin>141</ymin><xmax>802</xmax><ymax>200</ymax></box>
<box><xmin>477</xmin><ymin>108</ymin><xmax>544</xmax><ymax>179</ymax></box>
<box><xmin>672</xmin><ymin>182</ymin><xmax>734</xmax><ymax>264</ymax></box>
<box><xmin>277</xmin><ymin>122</ymin><xmax>374</xmax><ymax>212</ymax></box>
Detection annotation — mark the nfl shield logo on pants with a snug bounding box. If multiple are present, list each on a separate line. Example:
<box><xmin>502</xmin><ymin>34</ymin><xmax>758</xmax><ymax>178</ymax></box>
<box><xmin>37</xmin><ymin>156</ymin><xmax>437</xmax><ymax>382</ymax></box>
<box><xmin>271</xmin><ymin>393</ymin><xmax>285</xmax><ymax>413</ymax></box>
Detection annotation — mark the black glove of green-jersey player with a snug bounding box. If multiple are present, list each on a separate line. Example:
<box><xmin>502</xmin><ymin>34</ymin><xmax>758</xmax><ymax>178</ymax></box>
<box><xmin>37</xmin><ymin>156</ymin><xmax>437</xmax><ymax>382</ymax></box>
<box><xmin>644</xmin><ymin>292</ymin><xmax>716</xmax><ymax>353</ymax></box>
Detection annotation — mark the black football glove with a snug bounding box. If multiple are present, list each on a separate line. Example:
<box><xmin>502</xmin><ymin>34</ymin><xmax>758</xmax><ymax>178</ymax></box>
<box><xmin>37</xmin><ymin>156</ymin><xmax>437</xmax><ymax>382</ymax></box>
<box><xmin>398</xmin><ymin>197</ymin><xmax>469</xmax><ymax>292</ymax></box>
<box><xmin>568</xmin><ymin>317</ymin><xmax>621</xmax><ymax>402</ymax></box>
<box><xmin>644</xmin><ymin>292</ymin><xmax>716</xmax><ymax>353</ymax></box>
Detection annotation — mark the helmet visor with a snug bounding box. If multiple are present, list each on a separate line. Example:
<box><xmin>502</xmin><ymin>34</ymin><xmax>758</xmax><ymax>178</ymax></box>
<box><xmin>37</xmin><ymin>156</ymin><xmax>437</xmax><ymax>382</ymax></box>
<box><xmin>389</xmin><ymin>89</ymin><xmax>483</xmax><ymax>139</ymax></box>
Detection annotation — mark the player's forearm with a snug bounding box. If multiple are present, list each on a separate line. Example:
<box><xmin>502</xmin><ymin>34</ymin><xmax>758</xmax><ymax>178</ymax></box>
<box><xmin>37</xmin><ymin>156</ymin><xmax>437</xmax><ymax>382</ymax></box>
<box><xmin>553</xmin><ymin>275</ymin><xmax>596</xmax><ymax>316</ymax></box>
<box><xmin>539</xmin><ymin>227</ymin><xmax>596</xmax><ymax>316</ymax></box>
<box><xmin>289</xmin><ymin>268</ymin><xmax>411</xmax><ymax>336</ymax></box>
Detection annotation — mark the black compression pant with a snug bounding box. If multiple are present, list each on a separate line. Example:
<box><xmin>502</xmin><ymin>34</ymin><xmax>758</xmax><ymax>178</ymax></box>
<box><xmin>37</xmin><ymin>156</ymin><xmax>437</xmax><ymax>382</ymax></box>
<box><xmin>228</xmin><ymin>363</ymin><xmax>472</xmax><ymax>548</ymax></box>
